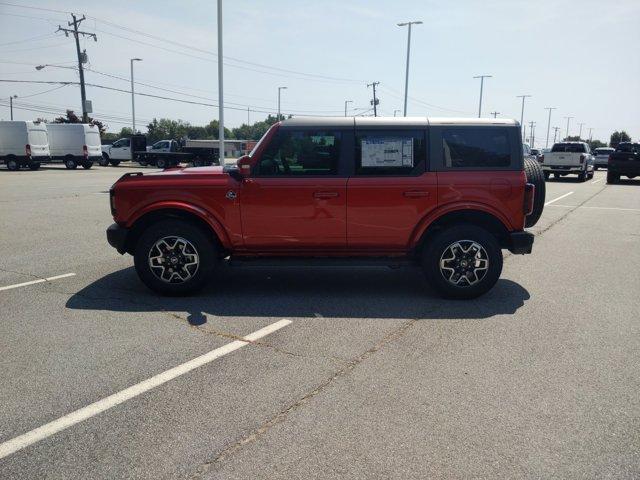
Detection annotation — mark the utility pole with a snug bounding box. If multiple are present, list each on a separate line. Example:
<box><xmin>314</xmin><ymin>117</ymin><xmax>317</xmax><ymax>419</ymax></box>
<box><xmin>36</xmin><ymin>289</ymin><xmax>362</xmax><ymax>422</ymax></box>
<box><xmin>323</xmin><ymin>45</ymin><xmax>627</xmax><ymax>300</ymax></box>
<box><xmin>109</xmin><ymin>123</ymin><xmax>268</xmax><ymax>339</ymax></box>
<box><xmin>588</xmin><ymin>128</ymin><xmax>593</xmax><ymax>143</ymax></box>
<box><xmin>57</xmin><ymin>14</ymin><xmax>97</xmax><ymax>123</ymax></box>
<box><xmin>367</xmin><ymin>82</ymin><xmax>380</xmax><ymax>117</ymax></box>
<box><xmin>529</xmin><ymin>121</ymin><xmax>536</xmax><ymax>148</ymax></box>
<box><xmin>397</xmin><ymin>21</ymin><xmax>422</xmax><ymax>116</ymax></box>
<box><xmin>490</xmin><ymin>111</ymin><xmax>500</xmax><ymax>118</ymax></box>
<box><xmin>544</xmin><ymin>107</ymin><xmax>556</xmax><ymax>148</ymax></box>
<box><xmin>564</xmin><ymin>116</ymin><xmax>573</xmax><ymax>140</ymax></box>
<box><xmin>473</xmin><ymin>75</ymin><xmax>492</xmax><ymax>117</ymax></box>
<box><xmin>578</xmin><ymin>122</ymin><xmax>585</xmax><ymax>140</ymax></box>
<box><xmin>553</xmin><ymin>126</ymin><xmax>560</xmax><ymax>143</ymax></box>
<box><xmin>9</xmin><ymin>95</ymin><xmax>17</xmax><ymax>120</ymax></box>
<box><xmin>516</xmin><ymin>95</ymin><xmax>532</xmax><ymax>141</ymax></box>
<box><xmin>277</xmin><ymin>86</ymin><xmax>287</xmax><ymax>121</ymax></box>
<box><xmin>247</xmin><ymin>106</ymin><xmax>250</xmax><ymax>125</ymax></box>
<box><xmin>344</xmin><ymin>100</ymin><xmax>353</xmax><ymax>117</ymax></box>
<box><xmin>217</xmin><ymin>0</ymin><xmax>224</xmax><ymax>164</ymax></box>
<box><xmin>130</xmin><ymin>58</ymin><xmax>142</xmax><ymax>133</ymax></box>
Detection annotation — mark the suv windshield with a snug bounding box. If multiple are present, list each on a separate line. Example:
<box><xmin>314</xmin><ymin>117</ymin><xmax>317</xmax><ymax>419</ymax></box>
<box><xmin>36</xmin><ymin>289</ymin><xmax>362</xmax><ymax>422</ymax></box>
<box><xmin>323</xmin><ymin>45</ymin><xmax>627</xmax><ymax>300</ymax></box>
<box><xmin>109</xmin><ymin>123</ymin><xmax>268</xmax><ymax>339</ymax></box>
<box><xmin>551</xmin><ymin>143</ymin><xmax>586</xmax><ymax>153</ymax></box>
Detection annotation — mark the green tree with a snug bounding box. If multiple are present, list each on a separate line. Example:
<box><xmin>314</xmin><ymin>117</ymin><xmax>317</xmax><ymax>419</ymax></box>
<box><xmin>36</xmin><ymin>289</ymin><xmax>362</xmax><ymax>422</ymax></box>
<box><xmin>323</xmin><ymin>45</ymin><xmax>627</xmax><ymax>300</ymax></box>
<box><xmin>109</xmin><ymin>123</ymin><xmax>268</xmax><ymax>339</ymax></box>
<box><xmin>610</xmin><ymin>131</ymin><xmax>631</xmax><ymax>147</ymax></box>
<box><xmin>53</xmin><ymin>109</ymin><xmax>106</xmax><ymax>136</ymax></box>
<box><xmin>587</xmin><ymin>139</ymin><xmax>607</xmax><ymax>150</ymax></box>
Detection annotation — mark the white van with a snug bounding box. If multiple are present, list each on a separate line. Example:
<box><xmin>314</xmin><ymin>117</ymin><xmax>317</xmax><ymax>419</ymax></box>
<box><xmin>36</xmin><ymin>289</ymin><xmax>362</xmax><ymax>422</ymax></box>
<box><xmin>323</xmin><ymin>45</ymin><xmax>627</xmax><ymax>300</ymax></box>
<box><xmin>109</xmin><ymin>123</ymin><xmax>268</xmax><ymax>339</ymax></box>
<box><xmin>0</xmin><ymin>121</ymin><xmax>50</xmax><ymax>170</ymax></box>
<box><xmin>46</xmin><ymin>123</ymin><xmax>102</xmax><ymax>169</ymax></box>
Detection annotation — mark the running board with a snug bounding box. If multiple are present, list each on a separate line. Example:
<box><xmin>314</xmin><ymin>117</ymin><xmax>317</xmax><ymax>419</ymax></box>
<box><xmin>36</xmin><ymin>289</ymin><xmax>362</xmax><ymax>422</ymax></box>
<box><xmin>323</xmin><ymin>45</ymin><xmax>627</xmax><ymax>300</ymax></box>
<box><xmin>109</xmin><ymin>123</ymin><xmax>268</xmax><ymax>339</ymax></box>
<box><xmin>227</xmin><ymin>256</ymin><xmax>415</xmax><ymax>269</ymax></box>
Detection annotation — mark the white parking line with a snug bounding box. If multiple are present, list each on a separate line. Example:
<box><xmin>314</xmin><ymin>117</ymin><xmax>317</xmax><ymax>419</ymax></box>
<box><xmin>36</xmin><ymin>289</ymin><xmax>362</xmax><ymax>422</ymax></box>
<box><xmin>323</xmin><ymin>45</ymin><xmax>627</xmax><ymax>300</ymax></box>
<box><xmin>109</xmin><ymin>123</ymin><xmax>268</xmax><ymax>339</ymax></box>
<box><xmin>0</xmin><ymin>273</ymin><xmax>76</xmax><ymax>292</ymax></box>
<box><xmin>545</xmin><ymin>191</ymin><xmax>574</xmax><ymax>206</ymax></box>
<box><xmin>592</xmin><ymin>178</ymin><xmax>604</xmax><ymax>184</ymax></box>
<box><xmin>0</xmin><ymin>319</ymin><xmax>292</xmax><ymax>460</ymax></box>
<box><xmin>548</xmin><ymin>204</ymin><xmax>640</xmax><ymax>212</ymax></box>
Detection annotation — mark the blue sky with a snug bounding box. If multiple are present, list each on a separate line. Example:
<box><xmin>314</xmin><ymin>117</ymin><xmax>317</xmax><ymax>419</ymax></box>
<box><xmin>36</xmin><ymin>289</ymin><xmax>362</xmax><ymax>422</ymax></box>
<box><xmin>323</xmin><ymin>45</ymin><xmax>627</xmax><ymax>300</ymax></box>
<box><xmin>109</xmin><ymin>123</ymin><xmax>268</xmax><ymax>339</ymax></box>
<box><xmin>1</xmin><ymin>0</ymin><xmax>638</xmax><ymax>145</ymax></box>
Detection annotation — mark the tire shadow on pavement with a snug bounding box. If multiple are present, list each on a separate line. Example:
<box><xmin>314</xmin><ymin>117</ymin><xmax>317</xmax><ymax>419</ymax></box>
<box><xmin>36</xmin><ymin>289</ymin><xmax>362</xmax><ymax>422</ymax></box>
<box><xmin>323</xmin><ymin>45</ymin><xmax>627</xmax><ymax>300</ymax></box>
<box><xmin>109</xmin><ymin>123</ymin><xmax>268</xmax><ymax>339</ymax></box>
<box><xmin>66</xmin><ymin>265</ymin><xmax>530</xmax><ymax>321</ymax></box>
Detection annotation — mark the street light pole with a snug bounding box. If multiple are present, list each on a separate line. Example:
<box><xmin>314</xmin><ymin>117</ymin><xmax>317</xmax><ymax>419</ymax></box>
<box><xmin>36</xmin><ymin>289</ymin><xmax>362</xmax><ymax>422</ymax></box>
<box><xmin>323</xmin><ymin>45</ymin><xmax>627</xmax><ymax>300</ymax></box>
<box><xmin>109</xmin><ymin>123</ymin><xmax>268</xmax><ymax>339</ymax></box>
<box><xmin>516</xmin><ymin>95</ymin><xmax>532</xmax><ymax>141</ymax></box>
<box><xmin>217</xmin><ymin>0</ymin><xmax>224</xmax><ymax>164</ymax></box>
<box><xmin>9</xmin><ymin>95</ymin><xmax>17</xmax><ymax>120</ymax></box>
<box><xmin>544</xmin><ymin>107</ymin><xmax>556</xmax><ymax>148</ymax></box>
<box><xmin>473</xmin><ymin>75</ymin><xmax>492</xmax><ymax>117</ymax></box>
<box><xmin>397</xmin><ymin>20</ymin><xmax>422</xmax><ymax>117</ymax></box>
<box><xmin>130</xmin><ymin>58</ymin><xmax>142</xmax><ymax>133</ymax></box>
<box><xmin>578</xmin><ymin>122</ymin><xmax>585</xmax><ymax>140</ymax></box>
<box><xmin>344</xmin><ymin>100</ymin><xmax>353</xmax><ymax>117</ymax></box>
<box><xmin>277</xmin><ymin>86</ymin><xmax>287</xmax><ymax>121</ymax></box>
<box><xmin>564</xmin><ymin>116</ymin><xmax>573</xmax><ymax>140</ymax></box>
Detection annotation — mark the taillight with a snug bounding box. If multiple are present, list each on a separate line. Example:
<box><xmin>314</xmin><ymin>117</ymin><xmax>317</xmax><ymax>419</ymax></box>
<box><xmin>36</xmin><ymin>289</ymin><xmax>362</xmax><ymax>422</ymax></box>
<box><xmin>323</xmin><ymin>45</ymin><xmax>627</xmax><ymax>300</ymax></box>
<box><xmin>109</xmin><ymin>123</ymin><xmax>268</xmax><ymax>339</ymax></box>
<box><xmin>579</xmin><ymin>154</ymin><xmax>585</xmax><ymax>163</ymax></box>
<box><xmin>109</xmin><ymin>187</ymin><xmax>116</xmax><ymax>216</ymax></box>
<box><xmin>83</xmin><ymin>145</ymin><xmax>88</xmax><ymax>159</ymax></box>
<box><xmin>524</xmin><ymin>183</ymin><xmax>535</xmax><ymax>216</ymax></box>
<box><xmin>25</xmin><ymin>144</ymin><xmax>31</xmax><ymax>156</ymax></box>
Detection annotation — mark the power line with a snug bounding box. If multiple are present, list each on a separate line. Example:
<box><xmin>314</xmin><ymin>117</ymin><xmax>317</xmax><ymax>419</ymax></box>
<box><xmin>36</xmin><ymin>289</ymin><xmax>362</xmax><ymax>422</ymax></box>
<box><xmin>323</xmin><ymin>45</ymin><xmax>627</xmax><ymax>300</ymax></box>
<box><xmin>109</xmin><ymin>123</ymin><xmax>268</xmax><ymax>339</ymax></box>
<box><xmin>0</xmin><ymin>32</ymin><xmax>57</xmax><ymax>47</ymax></box>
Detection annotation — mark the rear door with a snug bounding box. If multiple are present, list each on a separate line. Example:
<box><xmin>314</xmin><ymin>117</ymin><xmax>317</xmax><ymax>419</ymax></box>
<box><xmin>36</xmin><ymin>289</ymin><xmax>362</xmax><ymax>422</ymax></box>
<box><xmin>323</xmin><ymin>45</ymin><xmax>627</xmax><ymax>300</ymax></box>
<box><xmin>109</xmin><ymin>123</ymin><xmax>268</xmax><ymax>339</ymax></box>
<box><xmin>240</xmin><ymin>127</ymin><xmax>350</xmax><ymax>250</ymax></box>
<box><xmin>346</xmin><ymin>127</ymin><xmax>436</xmax><ymax>250</ymax></box>
<box><xmin>27</xmin><ymin>125</ymin><xmax>49</xmax><ymax>158</ymax></box>
<box><xmin>84</xmin><ymin>128</ymin><xmax>102</xmax><ymax>158</ymax></box>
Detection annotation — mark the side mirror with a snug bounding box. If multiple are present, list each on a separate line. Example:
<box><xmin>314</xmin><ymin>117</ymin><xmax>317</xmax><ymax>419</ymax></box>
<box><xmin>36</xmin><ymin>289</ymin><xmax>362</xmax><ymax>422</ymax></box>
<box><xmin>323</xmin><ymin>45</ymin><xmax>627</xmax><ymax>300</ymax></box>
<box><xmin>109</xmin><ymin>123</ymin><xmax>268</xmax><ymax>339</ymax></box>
<box><xmin>236</xmin><ymin>155</ymin><xmax>252</xmax><ymax>178</ymax></box>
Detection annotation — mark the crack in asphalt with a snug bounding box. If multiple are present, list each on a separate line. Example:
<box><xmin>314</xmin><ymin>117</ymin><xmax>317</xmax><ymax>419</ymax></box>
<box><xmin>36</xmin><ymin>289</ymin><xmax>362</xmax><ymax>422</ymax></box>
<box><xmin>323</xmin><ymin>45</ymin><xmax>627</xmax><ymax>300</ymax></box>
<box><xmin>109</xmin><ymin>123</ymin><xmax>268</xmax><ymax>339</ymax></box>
<box><xmin>189</xmin><ymin>318</ymin><xmax>417</xmax><ymax>480</ymax></box>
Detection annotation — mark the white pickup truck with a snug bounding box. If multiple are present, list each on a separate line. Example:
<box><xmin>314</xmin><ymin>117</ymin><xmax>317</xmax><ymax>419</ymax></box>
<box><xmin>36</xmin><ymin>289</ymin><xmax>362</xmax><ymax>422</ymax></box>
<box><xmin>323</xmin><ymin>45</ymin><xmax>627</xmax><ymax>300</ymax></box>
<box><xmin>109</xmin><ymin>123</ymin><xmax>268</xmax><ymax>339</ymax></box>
<box><xmin>541</xmin><ymin>141</ymin><xmax>594</xmax><ymax>181</ymax></box>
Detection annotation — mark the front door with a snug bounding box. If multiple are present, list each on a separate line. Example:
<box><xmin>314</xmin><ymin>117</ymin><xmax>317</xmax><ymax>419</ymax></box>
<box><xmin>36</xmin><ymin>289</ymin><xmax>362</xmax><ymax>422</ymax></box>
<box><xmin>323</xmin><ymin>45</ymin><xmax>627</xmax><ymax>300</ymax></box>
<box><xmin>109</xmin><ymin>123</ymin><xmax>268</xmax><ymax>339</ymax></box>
<box><xmin>240</xmin><ymin>128</ymin><xmax>348</xmax><ymax>251</ymax></box>
<box><xmin>110</xmin><ymin>138</ymin><xmax>131</xmax><ymax>160</ymax></box>
<box><xmin>347</xmin><ymin>128</ymin><xmax>437</xmax><ymax>250</ymax></box>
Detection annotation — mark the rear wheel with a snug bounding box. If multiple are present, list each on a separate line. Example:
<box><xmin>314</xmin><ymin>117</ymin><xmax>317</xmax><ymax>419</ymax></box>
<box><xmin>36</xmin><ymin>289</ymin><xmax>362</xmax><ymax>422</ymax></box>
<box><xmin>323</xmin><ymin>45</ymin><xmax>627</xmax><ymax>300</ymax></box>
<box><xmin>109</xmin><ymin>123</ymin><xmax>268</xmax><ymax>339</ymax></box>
<box><xmin>64</xmin><ymin>157</ymin><xmax>78</xmax><ymax>169</ymax></box>
<box><xmin>422</xmin><ymin>224</ymin><xmax>503</xmax><ymax>299</ymax></box>
<box><xmin>156</xmin><ymin>157</ymin><xmax>168</xmax><ymax>169</ymax></box>
<box><xmin>134</xmin><ymin>219</ymin><xmax>217</xmax><ymax>296</ymax></box>
<box><xmin>28</xmin><ymin>161</ymin><xmax>40</xmax><ymax>170</ymax></box>
<box><xmin>524</xmin><ymin>158</ymin><xmax>545</xmax><ymax>228</ymax></box>
<box><xmin>6</xmin><ymin>157</ymin><xmax>19</xmax><ymax>171</ymax></box>
<box><xmin>607</xmin><ymin>171</ymin><xmax>619</xmax><ymax>184</ymax></box>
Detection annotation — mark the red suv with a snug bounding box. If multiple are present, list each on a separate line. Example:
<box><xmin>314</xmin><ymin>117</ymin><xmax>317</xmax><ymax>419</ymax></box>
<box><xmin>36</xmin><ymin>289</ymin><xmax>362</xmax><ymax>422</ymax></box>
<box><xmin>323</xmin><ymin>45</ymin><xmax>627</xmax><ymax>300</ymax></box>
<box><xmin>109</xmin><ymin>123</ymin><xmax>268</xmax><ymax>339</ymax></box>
<box><xmin>107</xmin><ymin>117</ymin><xmax>545</xmax><ymax>299</ymax></box>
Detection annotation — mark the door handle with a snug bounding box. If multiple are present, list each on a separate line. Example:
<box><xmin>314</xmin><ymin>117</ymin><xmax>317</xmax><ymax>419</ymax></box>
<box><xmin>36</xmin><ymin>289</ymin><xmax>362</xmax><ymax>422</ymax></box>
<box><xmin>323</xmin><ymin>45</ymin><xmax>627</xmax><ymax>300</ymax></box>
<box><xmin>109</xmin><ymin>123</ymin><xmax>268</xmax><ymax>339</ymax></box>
<box><xmin>313</xmin><ymin>191</ymin><xmax>339</xmax><ymax>199</ymax></box>
<box><xmin>403</xmin><ymin>190</ymin><xmax>429</xmax><ymax>198</ymax></box>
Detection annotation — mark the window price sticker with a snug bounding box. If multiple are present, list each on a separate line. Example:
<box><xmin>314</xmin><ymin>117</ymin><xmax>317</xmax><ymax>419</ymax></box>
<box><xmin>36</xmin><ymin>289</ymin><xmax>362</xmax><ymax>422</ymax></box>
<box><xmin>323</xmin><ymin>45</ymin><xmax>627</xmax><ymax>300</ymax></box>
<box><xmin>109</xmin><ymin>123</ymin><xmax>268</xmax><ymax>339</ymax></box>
<box><xmin>362</xmin><ymin>137</ymin><xmax>413</xmax><ymax>167</ymax></box>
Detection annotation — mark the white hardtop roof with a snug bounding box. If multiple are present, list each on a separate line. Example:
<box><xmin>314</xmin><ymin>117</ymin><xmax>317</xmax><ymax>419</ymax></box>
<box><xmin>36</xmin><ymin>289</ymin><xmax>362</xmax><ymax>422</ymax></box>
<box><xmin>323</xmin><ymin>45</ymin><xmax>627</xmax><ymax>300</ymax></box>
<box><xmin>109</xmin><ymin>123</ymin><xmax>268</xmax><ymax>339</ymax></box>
<box><xmin>280</xmin><ymin>116</ymin><xmax>519</xmax><ymax>127</ymax></box>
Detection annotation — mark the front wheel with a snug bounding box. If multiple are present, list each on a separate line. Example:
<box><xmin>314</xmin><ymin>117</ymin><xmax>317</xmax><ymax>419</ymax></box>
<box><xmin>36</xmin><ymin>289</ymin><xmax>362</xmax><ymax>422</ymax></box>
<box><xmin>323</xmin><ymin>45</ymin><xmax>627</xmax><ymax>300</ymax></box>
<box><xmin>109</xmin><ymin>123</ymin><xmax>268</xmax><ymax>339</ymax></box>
<box><xmin>82</xmin><ymin>160</ymin><xmax>93</xmax><ymax>169</ymax></box>
<box><xmin>109</xmin><ymin>160</ymin><xmax>121</xmax><ymax>167</ymax></box>
<box><xmin>422</xmin><ymin>224</ymin><xmax>503</xmax><ymax>299</ymax></box>
<box><xmin>99</xmin><ymin>154</ymin><xmax>110</xmax><ymax>167</ymax></box>
<box><xmin>134</xmin><ymin>219</ymin><xmax>217</xmax><ymax>296</ymax></box>
<box><xmin>28</xmin><ymin>161</ymin><xmax>40</xmax><ymax>170</ymax></box>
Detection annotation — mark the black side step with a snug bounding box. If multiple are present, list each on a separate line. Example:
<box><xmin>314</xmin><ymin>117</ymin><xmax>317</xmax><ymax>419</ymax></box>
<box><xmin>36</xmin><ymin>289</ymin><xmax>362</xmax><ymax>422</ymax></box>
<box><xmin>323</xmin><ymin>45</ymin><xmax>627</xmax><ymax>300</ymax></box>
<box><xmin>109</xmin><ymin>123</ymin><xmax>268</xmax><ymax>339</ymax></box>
<box><xmin>227</xmin><ymin>256</ymin><xmax>416</xmax><ymax>269</ymax></box>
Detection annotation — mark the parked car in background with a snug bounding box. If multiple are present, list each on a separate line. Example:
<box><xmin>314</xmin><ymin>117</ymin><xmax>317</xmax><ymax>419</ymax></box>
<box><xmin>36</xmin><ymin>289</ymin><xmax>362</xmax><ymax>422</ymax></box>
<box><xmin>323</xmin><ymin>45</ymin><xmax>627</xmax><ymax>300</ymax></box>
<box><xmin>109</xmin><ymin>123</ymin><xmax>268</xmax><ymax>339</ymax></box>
<box><xmin>46</xmin><ymin>123</ymin><xmax>102</xmax><ymax>170</ymax></box>
<box><xmin>0</xmin><ymin>120</ymin><xmax>49</xmax><ymax>171</ymax></box>
<box><xmin>606</xmin><ymin>142</ymin><xmax>640</xmax><ymax>184</ymax></box>
<box><xmin>523</xmin><ymin>143</ymin><xmax>537</xmax><ymax>161</ymax></box>
<box><xmin>107</xmin><ymin>117</ymin><xmax>545</xmax><ymax>299</ymax></box>
<box><xmin>100</xmin><ymin>137</ymin><xmax>131</xmax><ymax>166</ymax></box>
<box><xmin>540</xmin><ymin>141</ymin><xmax>594</xmax><ymax>181</ymax></box>
<box><xmin>593</xmin><ymin>147</ymin><xmax>615</xmax><ymax>170</ymax></box>
<box><xmin>530</xmin><ymin>148</ymin><xmax>543</xmax><ymax>161</ymax></box>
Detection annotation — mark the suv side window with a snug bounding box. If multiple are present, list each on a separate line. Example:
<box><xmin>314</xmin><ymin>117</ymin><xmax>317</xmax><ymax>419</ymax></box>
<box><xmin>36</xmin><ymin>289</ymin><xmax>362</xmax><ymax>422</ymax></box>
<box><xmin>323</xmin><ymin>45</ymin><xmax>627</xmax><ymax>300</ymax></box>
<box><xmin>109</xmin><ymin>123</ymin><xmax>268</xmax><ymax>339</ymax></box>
<box><xmin>255</xmin><ymin>129</ymin><xmax>340</xmax><ymax>176</ymax></box>
<box><xmin>355</xmin><ymin>130</ymin><xmax>426</xmax><ymax>176</ymax></box>
<box><xmin>443</xmin><ymin>128</ymin><xmax>510</xmax><ymax>168</ymax></box>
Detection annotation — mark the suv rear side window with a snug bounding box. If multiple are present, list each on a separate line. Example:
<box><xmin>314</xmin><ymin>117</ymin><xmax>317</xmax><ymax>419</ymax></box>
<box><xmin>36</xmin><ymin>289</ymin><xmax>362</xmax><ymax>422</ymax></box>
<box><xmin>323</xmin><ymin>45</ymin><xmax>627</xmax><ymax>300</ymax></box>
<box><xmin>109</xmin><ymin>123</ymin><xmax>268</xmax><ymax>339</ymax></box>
<box><xmin>551</xmin><ymin>143</ymin><xmax>586</xmax><ymax>153</ymax></box>
<box><xmin>442</xmin><ymin>128</ymin><xmax>510</xmax><ymax>168</ymax></box>
<box><xmin>256</xmin><ymin>130</ymin><xmax>340</xmax><ymax>176</ymax></box>
<box><xmin>355</xmin><ymin>130</ymin><xmax>426</xmax><ymax>175</ymax></box>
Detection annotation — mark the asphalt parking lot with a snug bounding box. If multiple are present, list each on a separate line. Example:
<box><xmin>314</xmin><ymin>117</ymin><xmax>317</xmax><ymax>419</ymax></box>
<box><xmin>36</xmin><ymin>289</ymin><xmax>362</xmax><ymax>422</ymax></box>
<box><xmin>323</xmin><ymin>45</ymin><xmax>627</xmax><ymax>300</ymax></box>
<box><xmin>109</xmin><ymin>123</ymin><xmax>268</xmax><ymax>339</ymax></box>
<box><xmin>1</xmin><ymin>164</ymin><xmax>639</xmax><ymax>479</ymax></box>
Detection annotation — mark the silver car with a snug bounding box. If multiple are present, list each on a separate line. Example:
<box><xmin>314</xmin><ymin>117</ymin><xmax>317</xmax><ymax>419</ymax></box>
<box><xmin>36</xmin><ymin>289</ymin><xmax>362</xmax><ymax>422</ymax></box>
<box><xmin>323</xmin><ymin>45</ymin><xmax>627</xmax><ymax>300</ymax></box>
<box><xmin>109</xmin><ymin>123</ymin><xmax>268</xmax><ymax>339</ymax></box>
<box><xmin>593</xmin><ymin>147</ymin><xmax>614</xmax><ymax>170</ymax></box>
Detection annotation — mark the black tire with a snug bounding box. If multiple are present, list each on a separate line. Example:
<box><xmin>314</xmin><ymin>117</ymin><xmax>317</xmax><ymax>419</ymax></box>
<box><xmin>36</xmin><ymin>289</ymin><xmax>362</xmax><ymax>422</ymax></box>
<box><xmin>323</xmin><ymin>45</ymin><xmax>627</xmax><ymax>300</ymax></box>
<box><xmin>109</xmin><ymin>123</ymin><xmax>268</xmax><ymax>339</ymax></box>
<box><xmin>82</xmin><ymin>160</ymin><xmax>93</xmax><ymax>169</ymax></box>
<box><xmin>109</xmin><ymin>160</ymin><xmax>121</xmax><ymax>167</ymax></box>
<box><xmin>554</xmin><ymin>173</ymin><xmax>561</xmax><ymax>179</ymax></box>
<box><xmin>594</xmin><ymin>166</ymin><xmax>598</xmax><ymax>171</ymax></box>
<box><xmin>64</xmin><ymin>157</ymin><xmax>78</xmax><ymax>169</ymax></box>
<box><xmin>587</xmin><ymin>170</ymin><xmax>594</xmax><ymax>180</ymax></box>
<box><xmin>138</xmin><ymin>159</ymin><xmax>148</xmax><ymax>167</ymax></box>
<box><xmin>524</xmin><ymin>157</ymin><xmax>545</xmax><ymax>228</ymax></box>
<box><xmin>156</xmin><ymin>157</ymin><xmax>168</xmax><ymax>169</ymax></box>
<box><xmin>28</xmin><ymin>161</ymin><xmax>40</xmax><ymax>171</ymax></box>
<box><xmin>578</xmin><ymin>170</ymin><xmax>586</xmax><ymax>182</ymax></box>
<box><xmin>422</xmin><ymin>224</ymin><xmax>503</xmax><ymax>299</ymax></box>
<box><xmin>134</xmin><ymin>219</ymin><xmax>217</xmax><ymax>296</ymax></box>
<box><xmin>193</xmin><ymin>158</ymin><xmax>204</xmax><ymax>167</ymax></box>
<box><xmin>607</xmin><ymin>171</ymin><xmax>619</xmax><ymax>184</ymax></box>
<box><xmin>99</xmin><ymin>154</ymin><xmax>110</xmax><ymax>167</ymax></box>
<box><xmin>543</xmin><ymin>171</ymin><xmax>550</xmax><ymax>180</ymax></box>
<box><xmin>6</xmin><ymin>157</ymin><xmax>20</xmax><ymax>171</ymax></box>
